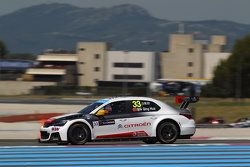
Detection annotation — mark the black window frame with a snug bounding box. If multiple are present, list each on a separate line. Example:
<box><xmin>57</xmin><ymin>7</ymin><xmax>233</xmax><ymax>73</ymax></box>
<box><xmin>188</xmin><ymin>48</ymin><xmax>194</xmax><ymax>53</ymax></box>
<box><xmin>188</xmin><ymin>62</ymin><xmax>193</xmax><ymax>67</ymax></box>
<box><xmin>94</xmin><ymin>54</ymin><xmax>100</xmax><ymax>59</ymax></box>
<box><xmin>113</xmin><ymin>75</ymin><xmax>143</xmax><ymax>80</ymax></box>
<box><xmin>94</xmin><ymin>67</ymin><xmax>100</xmax><ymax>72</ymax></box>
<box><xmin>79</xmin><ymin>48</ymin><xmax>85</xmax><ymax>51</ymax></box>
<box><xmin>187</xmin><ymin>73</ymin><xmax>193</xmax><ymax>77</ymax></box>
<box><xmin>113</xmin><ymin>63</ymin><xmax>143</xmax><ymax>68</ymax></box>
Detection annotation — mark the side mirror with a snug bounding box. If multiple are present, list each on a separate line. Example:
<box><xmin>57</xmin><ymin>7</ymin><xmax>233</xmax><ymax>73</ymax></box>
<box><xmin>96</xmin><ymin>110</ymin><xmax>108</xmax><ymax>116</ymax></box>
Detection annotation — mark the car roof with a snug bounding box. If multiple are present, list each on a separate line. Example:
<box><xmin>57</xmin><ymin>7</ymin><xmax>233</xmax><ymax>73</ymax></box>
<box><xmin>104</xmin><ymin>96</ymin><xmax>159</xmax><ymax>102</ymax></box>
<box><xmin>95</xmin><ymin>97</ymin><xmax>163</xmax><ymax>106</ymax></box>
<box><xmin>91</xmin><ymin>96</ymin><xmax>178</xmax><ymax>114</ymax></box>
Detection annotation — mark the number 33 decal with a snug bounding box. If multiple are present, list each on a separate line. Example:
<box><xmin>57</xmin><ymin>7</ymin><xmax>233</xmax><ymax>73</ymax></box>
<box><xmin>132</xmin><ymin>100</ymin><xmax>142</xmax><ymax>108</ymax></box>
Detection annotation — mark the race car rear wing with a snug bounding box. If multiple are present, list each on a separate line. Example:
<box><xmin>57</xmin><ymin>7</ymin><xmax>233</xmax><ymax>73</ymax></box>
<box><xmin>176</xmin><ymin>96</ymin><xmax>199</xmax><ymax>109</ymax></box>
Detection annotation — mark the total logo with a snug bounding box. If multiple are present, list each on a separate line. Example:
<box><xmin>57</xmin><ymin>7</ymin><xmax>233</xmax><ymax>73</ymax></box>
<box><xmin>118</xmin><ymin>122</ymin><xmax>151</xmax><ymax>129</ymax></box>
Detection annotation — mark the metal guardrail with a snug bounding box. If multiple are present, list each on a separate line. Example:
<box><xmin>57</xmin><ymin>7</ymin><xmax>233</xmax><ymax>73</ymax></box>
<box><xmin>196</xmin><ymin>124</ymin><xmax>232</xmax><ymax>128</ymax></box>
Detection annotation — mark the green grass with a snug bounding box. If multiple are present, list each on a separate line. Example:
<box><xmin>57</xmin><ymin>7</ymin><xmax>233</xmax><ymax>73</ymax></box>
<box><xmin>0</xmin><ymin>95</ymin><xmax>250</xmax><ymax>123</ymax></box>
<box><xmin>159</xmin><ymin>97</ymin><xmax>250</xmax><ymax>123</ymax></box>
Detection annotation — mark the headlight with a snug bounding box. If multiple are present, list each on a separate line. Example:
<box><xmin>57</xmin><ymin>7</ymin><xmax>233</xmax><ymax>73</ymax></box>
<box><xmin>53</xmin><ymin>119</ymin><xmax>68</xmax><ymax>126</ymax></box>
<box><xmin>44</xmin><ymin>118</ymin><xmax>67</xmax><ymax>127</ymax></box>
<box><xmin>44</xmin><ymin>118</ymin><xmax>56</xmax><ymax>127</ymax></box>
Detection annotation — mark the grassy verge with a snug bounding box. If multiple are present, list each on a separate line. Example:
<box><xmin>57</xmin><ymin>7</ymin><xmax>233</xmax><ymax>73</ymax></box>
<box><xmin>0</xmin><ymin>95</ymin><xmax>250</xmax><ymax>123</ymax></box>
<box><xmin>160</xmin><ymin>97</ymin><xmax>250</xmax><ymax>123</ymax></box>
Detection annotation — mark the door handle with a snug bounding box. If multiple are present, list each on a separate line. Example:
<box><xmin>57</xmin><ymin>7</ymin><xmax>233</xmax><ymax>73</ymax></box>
<box><xmin>120</xmin><ymin>119</ymin><xmax>127</xmax><ymax>122</ymax></box>
<box><xmin>150</xmin><ymin>116</ymin><xmax>157</xmax><ymax>120</ymax></box>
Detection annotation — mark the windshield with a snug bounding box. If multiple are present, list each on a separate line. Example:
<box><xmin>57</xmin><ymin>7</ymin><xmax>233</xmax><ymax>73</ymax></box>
<box><xmin>78</xmin><ymin>102</ymin><xmax>103</xmax><ymax>114</ymax></box>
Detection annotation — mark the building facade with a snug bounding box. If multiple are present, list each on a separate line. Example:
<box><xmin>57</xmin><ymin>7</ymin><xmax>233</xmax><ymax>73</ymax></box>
<box><xmin>24</xmin><ymin>34</ymin><xmax>230</xmax><ymax>88</ymax></box>
<box><xmin>203</xmin><ymin>52</ymin><xmax>230</xmax><ymax>79</ymax></box>
<box><xmin>24</xmin><ymin>51</ymin><xmax>77</xmax><ymax>84</ymax></box>
<box><xmin>160</xmin><ymin>34</ymin><xmax>229</xmax><ymax>80</ymax></box>
<box><xmin>105</xmin><ymin>51</ymin><xmax>156</xmax><ymax>83</ymax></box>
<box><xmin>77</xmin><ymin>42</ymin><xmax>108</xmax><ymax>87</ymax></box>
<box><xmin>76</xmin><ymin>43</ymin><xmax>157</xmax><ymax>87</ymax></box>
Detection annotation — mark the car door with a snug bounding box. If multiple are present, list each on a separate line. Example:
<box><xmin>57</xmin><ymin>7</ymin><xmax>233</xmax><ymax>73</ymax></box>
<box><xmin>120</xmin><ymin>100</ymin><xmax>160</xmax><ymax>137</ymax></box>
<box><xmin>92</xmin><ymin>100</ymin><xmax>131</xmax><ymax>139</ymax></box>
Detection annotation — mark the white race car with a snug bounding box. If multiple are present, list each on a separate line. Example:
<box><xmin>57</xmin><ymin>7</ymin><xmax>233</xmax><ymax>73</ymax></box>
<box><xmin>40</xmin><ymin>96</ymin><xmax>198</xmax><ymax>145</ymax></box>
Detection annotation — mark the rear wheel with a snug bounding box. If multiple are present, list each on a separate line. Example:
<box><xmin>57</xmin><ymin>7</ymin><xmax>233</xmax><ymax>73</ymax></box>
<box><xmin>157</xmin><ymin>122</ymin><xmax>179</xmax><ymax>144</ymax></box>
<box><xmin>68</xmin><ymin>123</ymin><xmax>89</xmax><ymax>145</ymax></box>
<box><xmin>142</xmin><ymin>138</ymin><xmax>158</xmax><ymax>144</ymax></box>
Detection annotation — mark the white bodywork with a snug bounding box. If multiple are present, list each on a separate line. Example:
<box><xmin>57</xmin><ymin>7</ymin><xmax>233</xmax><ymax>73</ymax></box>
<box><xmin>40</xmin><ymin>97</ymin><xmax>196</xmax><ymax>142</ymax></box>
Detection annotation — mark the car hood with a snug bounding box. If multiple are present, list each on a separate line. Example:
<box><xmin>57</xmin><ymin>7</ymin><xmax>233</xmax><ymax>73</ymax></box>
<box><xmin>53</xmin><ymin>113</ymin><xmax>83</xmax><ymax>121</ymax></box>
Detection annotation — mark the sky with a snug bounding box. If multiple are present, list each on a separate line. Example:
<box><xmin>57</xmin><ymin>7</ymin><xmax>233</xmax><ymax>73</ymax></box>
<box><xmin>0</xmin><ymin>0</ymin><xmax>250</xmax><ymax>24</ymax></box>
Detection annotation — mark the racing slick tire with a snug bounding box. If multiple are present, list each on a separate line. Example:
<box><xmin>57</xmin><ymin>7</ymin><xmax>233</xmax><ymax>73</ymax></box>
<box><xmin>142</xmin><ymin>138</ymin><xmax>158</xmax><ymax>144</ymax></box>
<box><xmin>68</xmin><ymin>123</ymin><xmax>90</xmax><ymax>145</ymax></box>
<box><xmin>157</xmin><ymin>122</ymin><xmax>179</xmax><ymax>144</ymax></box>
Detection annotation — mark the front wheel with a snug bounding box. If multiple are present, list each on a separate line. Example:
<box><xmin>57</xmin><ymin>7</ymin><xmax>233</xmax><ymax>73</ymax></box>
<box><xmin>68</xmin><ymin>123</ymin><xmax>90</xmax><ymax>145</ymax></box>
<box><xmin>157</xmin><ymin>122</ymin><xmax>179</xmax><ymax>144</ymax></box>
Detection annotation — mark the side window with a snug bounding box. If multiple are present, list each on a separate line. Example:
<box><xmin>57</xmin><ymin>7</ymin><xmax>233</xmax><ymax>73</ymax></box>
<box><xmin>130</xmin><ymin>100</ymin><xmax>160</xmax><ymax>112</ymax></box>
<box><xmin>103</xmin><ymin>101</ymin><xmax>128</xmax><ymax>115</ymax></box>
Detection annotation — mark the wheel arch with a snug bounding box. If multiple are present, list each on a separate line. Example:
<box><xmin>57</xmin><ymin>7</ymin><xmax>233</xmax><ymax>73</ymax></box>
<box><xmin>153</xmin><ymin>118</ymin><xmax>181</xmax><ymax>137</ymax></box>
<box><xmin>66</xmin><ymin>119</ymin><xmax>93</xmax><ymax>141</ymax></box>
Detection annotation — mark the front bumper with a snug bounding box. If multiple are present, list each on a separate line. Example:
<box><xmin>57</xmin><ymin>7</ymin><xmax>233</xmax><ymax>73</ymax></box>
<box><xmin>39</xmin><ymin>126</ymin><xmax>65</xmax><ymax>143</ymax></box>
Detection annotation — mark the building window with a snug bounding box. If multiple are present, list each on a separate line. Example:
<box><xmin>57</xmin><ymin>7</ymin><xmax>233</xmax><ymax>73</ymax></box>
<box><xmin>79</xmin><ymin>48</ymin><xmax>85</xmax><ymax>51</ymax></box>
<box><xmin>188</xmin><ymin>48</ymin><xmax>194</xmax><ymax>53</ymax></box>
<box><xmin>94</xmin><ymin>67</ymin><xmax>100</xmax><ymax>72</ymax></box>
<box><xmin>188</xmin><ymin>62</ymin><xmax>193</xmax><ymax>67</ymax></box>
<box><xmin>94</xmin><ymin>54</ymin><xmax>100</xmax><ymax>59</ymax></box>
<box><xmin>79</xmin><ymin>62</ymin><xmax>84</xmax><ymax>64</ymax></box>
<box><xmin>113</xmin><ymin>63</ymin><xmax>143</xmax><ymax>68</ymax></box>
<box><xmin>202</xmin><ymin>45</ymin><xmax>207</xmax><ymax>50</ymax></box>
<box><xmin>187</xmin><ymin>73</ymin><xmax>193</xmax><ymax>77</ymax></box>
<box><xmin>77</xmin><ymin>73</ymin><xmax>84</xmax><ymax>76</ymax></box>
<box><xmin>113</xmin><ymin>75</ymin><xmax>143</xmax><ymax>80</ymax></box>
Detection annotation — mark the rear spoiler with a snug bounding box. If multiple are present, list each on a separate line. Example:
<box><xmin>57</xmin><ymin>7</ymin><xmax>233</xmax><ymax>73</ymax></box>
<box><xmin>176</xmin><ymin>96</ymin><xmax>199</xmax><ymax>109</ymax></box>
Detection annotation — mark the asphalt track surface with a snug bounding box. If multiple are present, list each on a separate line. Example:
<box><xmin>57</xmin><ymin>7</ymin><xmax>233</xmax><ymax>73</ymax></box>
<box><xmin>1</xmin><ymin>98</ymin><xmax>250</xmax><ymax>166</ymax></box>
<box><xmin>1</xmin><ymin>141</ymin><xmax>250</xmax><ymax>167</ymax></box>
<box><xmin>0</xmin><ymin>139</ymin><xmax>250</xmax><ymax>146</ymax></box>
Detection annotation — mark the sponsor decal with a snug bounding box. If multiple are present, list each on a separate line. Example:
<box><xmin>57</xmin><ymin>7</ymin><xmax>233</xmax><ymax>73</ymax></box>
<box><xmin>131</xmin><ymin>100</ymin><xmax>157</xmax><ymax>112</ymax></box>
<box><xmin>118</xmin><ymin>122</ymin><xmax>151</xmax><ymax>129</ymax></box>
<box><xmin>93</xmin><ymin>121</ymin><xmax>99</xmax><ymax>127</ymax></box>
<box><xmin>96</xmin><ymin>130</ymin><xmax>149</xmax><ymax>139</ymax></box>
<box><xmin>132</xmin><ymin>100</ymin><xmax>142</xmax><ymax>108</ymax></box>
<box><xmin>132</xmin><ymin>108</ymin><xmax>138</xmax><ymax>112</ymax></box>
<box><xmin>99</xmin><ymin>120</ymin><xmax>115</xmax><ymax>126</ymax></box>
<box><xmin>133</xmin><ymin>131</ymin><xmax>148</xmax><ymax>137</ymax></box>
<box><xmin>96</xmin><ymin>99</ymin><xmax>109</xmax><ymax>104</ymax></box>
<box><xmin>118</xmin><ymin>124</ymin><xmax>123</xmax><ymax>129</ymax></box>
<box><xmin>93</xmin><ymin>120</ymin><xmax>115</xmax><ymax>127</ymax></box>
<box><xmin>51</xmin><ymin>127</ymin><xmax>60</xmax><ymax>131</ymax></box>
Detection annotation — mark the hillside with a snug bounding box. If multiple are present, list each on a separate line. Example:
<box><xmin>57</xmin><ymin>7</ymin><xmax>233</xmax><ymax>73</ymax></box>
<box><xmin>0</xmin><ymin>3</ymin><xmax>250</xmax><ymax>53</ymax></box>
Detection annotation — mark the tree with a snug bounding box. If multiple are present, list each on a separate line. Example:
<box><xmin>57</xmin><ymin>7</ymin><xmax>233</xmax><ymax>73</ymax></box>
<box><xmin>0</xmin><ymin>40</ymin><xmax>8</xmax><ymax>59</ymax></box>
<box><xmin>202</xmin><ymin>34</ymin><xmax>250</xmax><ymax>98</ymax></box>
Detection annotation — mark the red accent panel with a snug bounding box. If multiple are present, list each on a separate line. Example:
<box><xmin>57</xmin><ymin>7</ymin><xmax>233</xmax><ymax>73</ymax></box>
<box><xmin>96</xmin><ymin>131</ymin><xmax>149</xmax><ymax>139</ymax></box>
<box><xmin>175</xmin><ymin>96</ymin><xmax>186</xmax><ymax>104</ymax></box>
